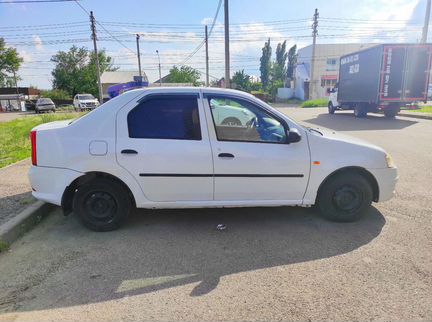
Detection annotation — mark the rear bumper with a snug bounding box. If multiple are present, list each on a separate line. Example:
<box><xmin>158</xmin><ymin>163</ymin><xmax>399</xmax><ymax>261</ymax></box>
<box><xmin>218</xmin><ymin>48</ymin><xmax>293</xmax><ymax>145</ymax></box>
<box><xmin>28</xmin><ymin>166</ymin><xmax>83</xmax><ymax>206</ymax></box>
<box><xmin>368</xmin><ymin>167</ymin><xmax>399</xmax><ymax>202</ymax></box>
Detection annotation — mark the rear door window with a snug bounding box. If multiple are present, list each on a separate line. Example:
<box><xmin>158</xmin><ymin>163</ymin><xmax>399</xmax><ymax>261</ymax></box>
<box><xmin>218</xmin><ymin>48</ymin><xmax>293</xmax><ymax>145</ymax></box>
<box><xmin>128</xmin><ymin>95</ymin><xmax>201</xmax><ymax>140</ymax></box>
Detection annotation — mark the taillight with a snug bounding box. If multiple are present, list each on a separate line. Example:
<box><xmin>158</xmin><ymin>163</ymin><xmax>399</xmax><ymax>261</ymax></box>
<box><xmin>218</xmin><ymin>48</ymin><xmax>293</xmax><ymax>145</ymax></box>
<box><xmin>30</xmin><ymin>130</ymin><xmax>37</xmax><ymax>166</ymax></box>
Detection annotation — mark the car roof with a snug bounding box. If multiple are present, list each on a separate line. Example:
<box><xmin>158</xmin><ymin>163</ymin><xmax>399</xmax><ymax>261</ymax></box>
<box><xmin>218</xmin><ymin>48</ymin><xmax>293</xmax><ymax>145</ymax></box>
<box><xmin>125</xmin><ymin>87</ymin><xmax>256</xmax><ymax>100</ymax></box>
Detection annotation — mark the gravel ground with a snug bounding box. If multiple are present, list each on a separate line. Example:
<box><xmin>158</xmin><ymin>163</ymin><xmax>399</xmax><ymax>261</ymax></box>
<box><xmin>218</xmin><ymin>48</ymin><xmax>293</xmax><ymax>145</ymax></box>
<box><xmin>0</xmin><ymin>109</ymin><xmax>431</xmax><ymax>321</ymax></box>
<box><xmin>0</xmin><ymin>159</ymin><xmax>34</xmax><ymax>225</ymax></box>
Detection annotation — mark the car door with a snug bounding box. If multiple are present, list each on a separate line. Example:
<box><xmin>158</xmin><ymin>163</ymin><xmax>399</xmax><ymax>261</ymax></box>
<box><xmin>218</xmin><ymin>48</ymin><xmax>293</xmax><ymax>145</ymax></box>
<box><xmin>116</xmin><ymin>92</ymin><xmax>214</xmax><ymax>202</ymax></box>
<box><xmin>204</xmin><ymin>94</ymin><xmax>310</xmax><ymax>202</ymax></box>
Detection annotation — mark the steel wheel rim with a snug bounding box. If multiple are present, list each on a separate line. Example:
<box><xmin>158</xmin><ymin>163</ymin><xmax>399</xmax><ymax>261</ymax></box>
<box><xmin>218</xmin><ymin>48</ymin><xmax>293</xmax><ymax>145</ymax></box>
<box><xmin>84</xmin><ymin>191</ymin><xmax>117</xmax><ymax>224</ymax></box>
<box><xmin>332</xmin><ymin>185</ymin><xmax>363</xmax><ymax>212</ymax></box>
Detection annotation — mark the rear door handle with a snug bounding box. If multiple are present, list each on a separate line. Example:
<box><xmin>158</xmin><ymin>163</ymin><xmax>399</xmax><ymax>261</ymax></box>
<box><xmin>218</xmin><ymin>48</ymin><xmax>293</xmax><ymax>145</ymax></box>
<box><xmin>218</xmin><ymin>153</ymin><xmax>235</xmax><ymax>158</ymax></box>
<box><xmin>121</xmin><ymin>149</ymin><xmax>138</xmax><ymax>154</ymax></box>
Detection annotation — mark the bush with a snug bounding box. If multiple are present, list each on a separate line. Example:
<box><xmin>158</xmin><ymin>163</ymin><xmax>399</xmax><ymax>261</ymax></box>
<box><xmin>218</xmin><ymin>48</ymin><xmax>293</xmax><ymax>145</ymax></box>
<box><xmin>40</xmin><ymin>89</ymin><xmax>72</xmax><ymax>100</ymax></box>
<box><xmin>301</xmin><ymin>98</ymin><xmax>328</xmax><ymax>108</ymax></box>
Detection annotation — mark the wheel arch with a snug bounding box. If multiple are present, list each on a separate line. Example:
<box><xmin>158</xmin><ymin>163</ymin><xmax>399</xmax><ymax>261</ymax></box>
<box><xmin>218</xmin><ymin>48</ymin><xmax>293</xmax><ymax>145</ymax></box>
<box><xmin>61</xmin><ymin>171</ymin><xmax>137</xmax><ymax>215</ymax></box>
<box><xmin>316</xmin><ymin>166</ymin><xmax>379</xmax><ymax>203</ymax></box>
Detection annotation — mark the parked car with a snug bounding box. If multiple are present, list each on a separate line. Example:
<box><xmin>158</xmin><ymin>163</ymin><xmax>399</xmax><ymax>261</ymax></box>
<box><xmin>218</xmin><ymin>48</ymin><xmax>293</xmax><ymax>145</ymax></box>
<box><xmin>35</xmin><ymin>98</ymin><xmax>56</xmax><ymax>113</ymax></box>
<box><xmin>209</xmin><ymin>98</ymin><xmax>256</xmax><ymax>126</ymax></box>
<box><xmin>73</xmin><ymin>94</ymin><xmax>99</xmax><ymax>111</ymax></box>
<box><xmin>28</xmin><ymin>88</ymin><xmax>398</xmax><ymax>231</ymax></box>
<box><xmin>25</xmin><ymin>100</ymin><xmax>36</xmax><ymax>111</ymax></box>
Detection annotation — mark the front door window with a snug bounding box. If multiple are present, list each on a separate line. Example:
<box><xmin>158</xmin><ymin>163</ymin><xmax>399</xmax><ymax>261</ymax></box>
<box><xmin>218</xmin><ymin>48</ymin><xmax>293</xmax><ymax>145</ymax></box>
<box><xmin>208</xmin><ymin>97</ymin><xmax>287</xmax><ymax>144</ymax></box>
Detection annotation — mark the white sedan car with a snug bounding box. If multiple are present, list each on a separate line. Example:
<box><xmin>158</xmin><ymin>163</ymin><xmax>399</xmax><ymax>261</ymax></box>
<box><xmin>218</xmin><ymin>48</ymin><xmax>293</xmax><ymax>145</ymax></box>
<box><xmin>29</xmin><ymin>88</ymin><xmax>398</xmax><ymax>231</ymax></box>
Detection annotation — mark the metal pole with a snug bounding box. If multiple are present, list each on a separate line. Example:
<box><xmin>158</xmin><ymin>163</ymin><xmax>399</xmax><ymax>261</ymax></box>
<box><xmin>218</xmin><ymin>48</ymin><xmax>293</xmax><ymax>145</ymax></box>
<box><xmin>90</xmin><ymin>11</ymin><xmax>103</xmax><ymax>103</ymax></box>
<box><xmin>310</xmin><ymin>8</ymin><xmax>319</xmax><ymax>99</ymax></box>
<box><xmin>13</xmin><ymin>70</ymin><xmax>20</xmax><ymax>111</ymax></box>
<box><xmin>156</xmin><ymin>50</ymin><xmax>162</xmax><ymax>86</ymax></box>
<box><xmin>224</xmin><ymin>0</ymin><xmax>230</xmax><ymax>88</ymax></box>
<box><xmin>205</xmin><ymin>25</ymin><xmax>209</xmax><ymax>87</ymax></box>
<box><xmin>136</xmin><ymin>34</ymin><xmax>142</xmax><ymax>77</ymax></box>
<box><xmin>422</xmin><ymin>0</ymin><xmax>431</xmax><ymax>43</ymax></box>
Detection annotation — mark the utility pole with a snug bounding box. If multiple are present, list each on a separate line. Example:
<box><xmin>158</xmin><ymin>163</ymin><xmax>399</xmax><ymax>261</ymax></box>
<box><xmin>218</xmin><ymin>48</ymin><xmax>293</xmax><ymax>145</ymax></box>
<box><xmin>136</xmin><ymin>34</ymin><xmax>142</xmax><ymax>78</ymax></box>
<box><xmin>205</xmin><ymin>25</ymin><xmax>210</xmax><ymax>87</ymax></box>
<box><xmin>13</xmin><ymin>70</ymin><xmax>20</xmax><ymax>111</ymax></box>
<box><xmin>224</xmin><ymin>0</ymin><xmax>230</xmax><ymax>88</ymax></box>
<box><xmin>90</xmin><ymin>11</ymin><xmax>103</xmax><ymax>104</ymax></box>
<box><xmin>156</xmin><ymin>50</ymin><xmax>162</xmax><ymax>86</ymax></box>
<box><xmin>310</xmin><ymin>8</ymin><xmax>319</xmax><ymax>100</ymax></box>
<box><xmin>422</xmin><ymin>0</ymin><xmax>431</xmax><ymax>43</ymax></box>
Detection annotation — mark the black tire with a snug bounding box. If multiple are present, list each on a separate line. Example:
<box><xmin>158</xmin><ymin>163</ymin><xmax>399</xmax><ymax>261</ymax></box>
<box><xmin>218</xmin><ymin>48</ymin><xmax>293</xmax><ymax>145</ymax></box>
<box><xmin>384</xmin><ymin>107</ymin><xmax>399</xmax><ymax>118</ymax></box>
<box><xmin>222</xmin><ymin>117</ymin><xmax>242</xmax><ymax>126</ymax></box>
<box><xmin>72</xmin><ymin>178</ymin><xmax>131</xmax><ymax>231</ymax></box>
<box><xmin>35</xmin><ymin>108</ymin><xmax>39</xmax><ymax>114</ymax></box>
<box><xmin>328</xmin><ymin>102</ymin><xmax>335</xmax><ymax>114</ymax></box>
<box><xmin>354</xmin><ymin>104</ymin><xmax>367</xmax><ymax>118</ymax></box>
<box><xmin>317</xmin><ymin>172</ymin><xmax>373</xmax><ymax>222</ymax></box>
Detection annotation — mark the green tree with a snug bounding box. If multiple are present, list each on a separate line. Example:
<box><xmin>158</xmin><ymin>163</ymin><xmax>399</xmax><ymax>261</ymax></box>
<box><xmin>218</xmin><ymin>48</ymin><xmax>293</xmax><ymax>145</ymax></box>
<box><xmin>167</xmin><ymin>65</ymin><xmax>201</xmax><ymax>85</ymax></box>
<box><xmin>0</xmin><ymin>38</ymin><xmax>23</xmax><ymax>86</ymax></box>
<box><xmin>273</xmin><ymin>40</ymin><xmax>287</xmax><ymax>83</ymax></box>
<box><xmin>51</xmin><ymin>46</ymin><xmax>117</xmax><ymax>97</ymax></box>
<box><xmin>231</xmin><ymin>69</ymin><xmax>251</xmax><ymax>92</ymax></box>
<box><xmin>40</xmin><ymin>89</ymin><xmax>71</xmax><ymax>100</ymax></box>
<box><xmin>259</xmin><ymin>38</ymin><xmax>272</xmax><ymax>90</ymax></box>
<box><xmin>287</xmin><ymin>44</ymin><xmax>298</xmax><ymax>84</ymax></box>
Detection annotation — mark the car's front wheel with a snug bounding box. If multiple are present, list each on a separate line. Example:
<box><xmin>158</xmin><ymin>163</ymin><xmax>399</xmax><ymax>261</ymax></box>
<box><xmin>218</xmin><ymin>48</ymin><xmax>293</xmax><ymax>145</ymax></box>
<box><xmin>317</xmin><ymin>172</ymin><xmax>373</xmax><ymax>222</ymax></box>
<box><xmin>73</xmin><ymin>178</ymin><xmax>131</xmax><ymax>231</ymax></box>
<box><xmin>328</xmin><ymin>102</ymin><xmax>335</xmax><ymax>114</ymax></box>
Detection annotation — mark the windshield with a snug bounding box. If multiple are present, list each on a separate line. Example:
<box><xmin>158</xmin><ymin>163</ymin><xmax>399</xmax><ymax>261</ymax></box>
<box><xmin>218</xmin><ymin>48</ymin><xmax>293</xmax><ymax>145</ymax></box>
<box><xmin>78</xmin><ymin>95</ymin><xmax>95</xmax><ymax>100</ymax></box>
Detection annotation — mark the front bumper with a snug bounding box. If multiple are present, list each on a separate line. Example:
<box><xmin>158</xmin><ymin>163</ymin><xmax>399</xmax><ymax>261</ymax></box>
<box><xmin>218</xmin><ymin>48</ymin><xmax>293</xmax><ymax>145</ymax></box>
<box><xmin>368</xmin><ymin>167</ymin><xmax>399</xmax><ymax>202</ymax></box>
<box><xmin>28</xmin><ymin>166</ymin><xmax>83</xmax><ymax>206</ymax></box>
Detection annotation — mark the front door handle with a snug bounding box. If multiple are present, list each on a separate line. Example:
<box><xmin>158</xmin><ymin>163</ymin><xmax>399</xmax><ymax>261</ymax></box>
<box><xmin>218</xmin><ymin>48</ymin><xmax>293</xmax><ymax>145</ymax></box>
<box><xmin>121</xmin><ymin>149</ymin><xmax>138</xmax><ymax>154</ymax></box>
<box><xmin>218</xmin><ymin>153</ymin><xmax>235</xmax><ymax>158</ymax></box>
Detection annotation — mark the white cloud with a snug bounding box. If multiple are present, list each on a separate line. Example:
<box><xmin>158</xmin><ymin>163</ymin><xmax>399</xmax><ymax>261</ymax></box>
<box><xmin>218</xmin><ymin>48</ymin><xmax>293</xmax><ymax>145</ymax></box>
<box><xmin>32</xmin><ymin>35</ymin><xmax>44</xmax><ymax>51</ymax></box>
<box><xmin>201</xmin><ymin>17</ymin><xmax>214</xmax><ymax>25</ymax></box>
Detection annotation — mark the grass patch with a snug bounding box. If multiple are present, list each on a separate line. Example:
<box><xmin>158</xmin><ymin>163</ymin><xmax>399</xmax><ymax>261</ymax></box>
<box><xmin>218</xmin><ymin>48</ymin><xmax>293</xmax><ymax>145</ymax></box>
<box><xmin>0</xmin><ymin>113</ymin><xmax>81</xmax><ymax>168</ymax></box>
<box><xmin>0</xmin><ymin>240</ymin><xmax>9</xmax><ymax>252</ymax></box>
<box><xmin>301</xmin><ymin>98</ymin><xmax>328</xmax><ymax>108</ymax></box>
<box><xmin>409</xmin><ymin>106</ymin><xmax>432</xmax><ymax>114</ymax></box>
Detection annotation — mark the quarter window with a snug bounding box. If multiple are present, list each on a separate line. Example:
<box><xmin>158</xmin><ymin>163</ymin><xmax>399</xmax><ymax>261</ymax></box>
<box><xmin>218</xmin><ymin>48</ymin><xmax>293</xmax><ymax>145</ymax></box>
<box><xmin>208</xmin><ymin>96</ymin><xmax>287</xmax><ymax>144</ymax></box>
<box><xmin>128</xmin><ymin>95</ymin><xmax>201</xmax><ymax>140</ymax></box>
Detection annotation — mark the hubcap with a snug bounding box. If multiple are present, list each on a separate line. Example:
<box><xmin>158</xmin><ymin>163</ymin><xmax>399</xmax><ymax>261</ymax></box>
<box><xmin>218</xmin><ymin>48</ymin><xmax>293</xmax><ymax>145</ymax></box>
<box><xmin>332</xmin><ymin>185</ymin><xmax>362</xmax><ymax>212</ymax></box>
<box><xmin>84</xmin><ymin>192</ymin><xmax>117</xmax><ymax>223</ymax></box>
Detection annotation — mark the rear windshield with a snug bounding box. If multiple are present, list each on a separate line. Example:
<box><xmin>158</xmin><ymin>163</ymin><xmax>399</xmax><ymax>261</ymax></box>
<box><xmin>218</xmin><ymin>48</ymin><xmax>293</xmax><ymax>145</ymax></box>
<box><xmin>39</xmin><ymin>98</ymin><xmax>53</xmax><ymax>104</ymax></box>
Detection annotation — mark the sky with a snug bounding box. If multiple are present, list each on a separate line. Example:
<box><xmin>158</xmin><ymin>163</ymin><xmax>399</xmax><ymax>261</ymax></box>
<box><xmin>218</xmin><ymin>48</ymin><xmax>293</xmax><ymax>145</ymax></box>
<box><xmin>0</xmin><ymin>0</ymin><xmax>430</xmax><ymax>89</ymax></box>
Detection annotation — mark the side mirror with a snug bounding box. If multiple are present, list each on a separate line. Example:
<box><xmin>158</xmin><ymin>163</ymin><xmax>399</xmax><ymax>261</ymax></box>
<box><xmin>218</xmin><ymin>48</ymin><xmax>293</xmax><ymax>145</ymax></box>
<box><xmin>286</xmin><ymin>128</ymin><xmax>302</xmax><ymax>144</ymax></box>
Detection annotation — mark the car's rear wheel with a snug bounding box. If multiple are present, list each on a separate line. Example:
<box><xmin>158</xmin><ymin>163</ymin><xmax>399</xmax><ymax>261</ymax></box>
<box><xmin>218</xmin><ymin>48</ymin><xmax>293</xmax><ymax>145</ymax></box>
<box><xmin>317</xmin><ymin>172</ymin><xmax>373</xmax><ymax>222</ymax></box>
<box><xmin>73</xmin><ymin>178</ymin><xmax>131</xmax><ymax>231</ymax></box>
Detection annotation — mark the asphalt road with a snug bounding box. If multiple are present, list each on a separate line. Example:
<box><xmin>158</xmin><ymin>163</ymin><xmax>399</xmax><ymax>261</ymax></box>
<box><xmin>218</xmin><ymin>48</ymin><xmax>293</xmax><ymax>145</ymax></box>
<box><xmin>0</xmin><ymin>108</ymin><xmax>431</xmax><ymax>321</ymax></box>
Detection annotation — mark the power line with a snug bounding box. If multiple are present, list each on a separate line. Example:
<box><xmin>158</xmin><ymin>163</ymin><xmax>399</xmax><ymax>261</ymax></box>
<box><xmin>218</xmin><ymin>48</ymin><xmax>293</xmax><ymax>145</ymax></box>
<box><xmin>180</xmin><ymin>0</ymin><xmax>222</xmax><ymax>65</ymax></box>
<box><xmin>73</xmin><ymin>0</ymin><xmax>136</xmax><ymax>54</ymax></box>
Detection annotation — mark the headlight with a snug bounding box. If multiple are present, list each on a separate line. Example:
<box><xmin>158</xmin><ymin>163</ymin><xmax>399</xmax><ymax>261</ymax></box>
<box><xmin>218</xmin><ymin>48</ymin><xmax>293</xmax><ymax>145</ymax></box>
<box><xmin>385</xmin><ymin>154</ymin><xmax>396</xmax><ymax>168</ymax></box>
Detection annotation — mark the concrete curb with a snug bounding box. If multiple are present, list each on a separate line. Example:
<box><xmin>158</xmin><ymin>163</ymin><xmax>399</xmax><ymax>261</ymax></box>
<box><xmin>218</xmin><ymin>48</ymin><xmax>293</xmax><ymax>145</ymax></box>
<box><xmin>0</xmin><ymin>201</ymin><xmax>55</xmax><ymax>248</ymax></box>
<box><xmin>0</xmin><ymin>158</ymin><xmax>30</xmax><ymax>171</ymax></box>
<box><xmin>399</xmin><ymin>112</ymin><xmax>432</xmax><ymax>120</ymax></box>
